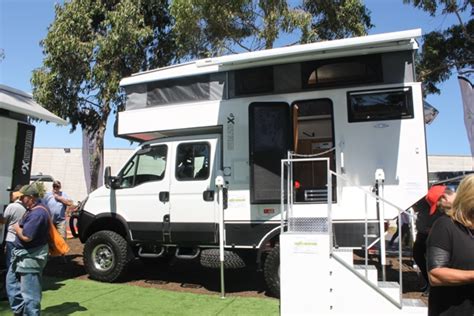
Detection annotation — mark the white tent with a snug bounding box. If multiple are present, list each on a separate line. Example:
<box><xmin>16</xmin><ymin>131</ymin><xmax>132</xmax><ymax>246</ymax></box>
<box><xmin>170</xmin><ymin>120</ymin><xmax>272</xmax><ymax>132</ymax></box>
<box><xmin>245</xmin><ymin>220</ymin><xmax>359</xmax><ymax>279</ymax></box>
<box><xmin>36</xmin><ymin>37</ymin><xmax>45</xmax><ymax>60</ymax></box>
<box><xmin>0</xmin><ymin>84</ymin><xmax>67</xmax><ymax>125</ymax></box>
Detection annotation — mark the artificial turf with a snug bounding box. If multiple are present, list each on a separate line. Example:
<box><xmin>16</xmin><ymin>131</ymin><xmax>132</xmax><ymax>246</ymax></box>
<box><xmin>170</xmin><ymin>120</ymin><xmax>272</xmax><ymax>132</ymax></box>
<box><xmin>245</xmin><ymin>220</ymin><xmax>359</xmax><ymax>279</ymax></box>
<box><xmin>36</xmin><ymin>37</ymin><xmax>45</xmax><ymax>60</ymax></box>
<box><xmin>0</xmin><ymin>276</ymin><xmax>279</xmax><ymax>315</ymax></box>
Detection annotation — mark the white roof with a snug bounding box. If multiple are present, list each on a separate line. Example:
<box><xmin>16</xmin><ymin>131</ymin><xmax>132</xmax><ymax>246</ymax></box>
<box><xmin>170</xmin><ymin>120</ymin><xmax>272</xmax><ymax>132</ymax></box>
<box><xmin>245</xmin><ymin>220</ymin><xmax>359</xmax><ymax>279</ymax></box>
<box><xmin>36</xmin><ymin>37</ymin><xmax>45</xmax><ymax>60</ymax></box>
<box><xmin>0</xmin><ymin>85</ymin><xmax>68</xmax><ymax>125</ymax></box>
<box><xmin>121</xmin><ymin>29</ymin><xmax>421</xmax><ymax>87</ymax></box>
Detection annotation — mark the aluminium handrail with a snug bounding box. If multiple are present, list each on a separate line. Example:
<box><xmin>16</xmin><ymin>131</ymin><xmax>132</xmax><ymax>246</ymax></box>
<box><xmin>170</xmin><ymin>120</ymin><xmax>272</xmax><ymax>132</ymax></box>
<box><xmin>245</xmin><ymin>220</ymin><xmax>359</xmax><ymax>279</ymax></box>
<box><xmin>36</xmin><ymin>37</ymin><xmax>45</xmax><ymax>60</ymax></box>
<box><xmin>328</xmin><ymin>170</ymin><xmax>405</xmax><ymax>308</ymax></box>
<box><xmin>331</xmin><ymin>252</ymin><xmax>402</xmax><ymax>309</ymax></box>
<box><xmin>280</xmin><ymin>157</ymin><xmax>406</xmax><ymax>308</ymax></box>
<box><xmin>280</xmin><ymin>156</ymin><xmax>330</xmax><ymax>232</ymax></box>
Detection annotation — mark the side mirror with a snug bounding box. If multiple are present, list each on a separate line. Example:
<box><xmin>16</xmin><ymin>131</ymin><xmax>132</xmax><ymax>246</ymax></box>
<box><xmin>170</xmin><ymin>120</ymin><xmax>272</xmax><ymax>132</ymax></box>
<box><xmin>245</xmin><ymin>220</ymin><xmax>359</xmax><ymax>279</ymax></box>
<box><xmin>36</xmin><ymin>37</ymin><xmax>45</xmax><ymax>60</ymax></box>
<box><xmin>104</xmin><ymin>166</ymin><xmax>112</xmax><ymax>189</ymax></box>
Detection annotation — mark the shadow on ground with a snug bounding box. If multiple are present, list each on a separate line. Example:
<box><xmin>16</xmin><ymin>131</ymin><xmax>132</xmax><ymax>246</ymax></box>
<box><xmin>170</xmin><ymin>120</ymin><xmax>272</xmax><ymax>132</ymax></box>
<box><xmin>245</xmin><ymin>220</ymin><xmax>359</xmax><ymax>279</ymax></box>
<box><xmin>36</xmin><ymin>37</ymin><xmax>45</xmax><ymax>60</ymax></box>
<box><xmin>42</xmin><ymin>302</ymin><xmax>88</xmax><ymax>315</ymax></box>
<box><xmin>43</xmin><ymin>254</ymin><xmax>86</xmax><ymax>280</ymax></box>
<box><xmin>120</xmin><ymin>258</ymin><xmax>271</xmax><ymax>297</ymax></box>
<box><xmin>47</xmin><ymin>238</ymin><xmax>273</xmax><ymax>299</ymax></box>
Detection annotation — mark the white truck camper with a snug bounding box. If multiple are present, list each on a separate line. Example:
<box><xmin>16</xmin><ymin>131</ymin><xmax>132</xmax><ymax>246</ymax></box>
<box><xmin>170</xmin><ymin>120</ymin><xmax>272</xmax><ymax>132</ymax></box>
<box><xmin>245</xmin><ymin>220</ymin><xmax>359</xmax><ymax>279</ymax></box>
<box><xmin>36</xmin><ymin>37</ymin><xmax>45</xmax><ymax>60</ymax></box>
<box><xmin>71</xmin><ymin>29</ymin><xmax>428</xmax><ymax>300</ymax></box>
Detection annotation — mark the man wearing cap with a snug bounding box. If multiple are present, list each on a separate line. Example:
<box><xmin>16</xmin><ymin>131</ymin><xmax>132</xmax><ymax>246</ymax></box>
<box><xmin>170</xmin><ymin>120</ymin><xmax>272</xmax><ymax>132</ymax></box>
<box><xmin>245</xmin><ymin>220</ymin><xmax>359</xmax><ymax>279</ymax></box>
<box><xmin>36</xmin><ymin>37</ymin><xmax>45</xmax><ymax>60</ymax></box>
<box><xmin>0</xmin><ymin>185</ymin><xmax>26</xmax><ymax>269</ymax></box>
<box><xmin>44</xmin><ymin>180</ymin><xmax>72</xmax><ymax>238</ymax></box>
<box><xmin>413</xmin><ymin>185</ymin><xmax>455</xmax><ymax>296</ymax></box>
<box><xmin>6</xmin><ymin>184</ymin><xmax>50</xmax><ymax>316</ymax></box>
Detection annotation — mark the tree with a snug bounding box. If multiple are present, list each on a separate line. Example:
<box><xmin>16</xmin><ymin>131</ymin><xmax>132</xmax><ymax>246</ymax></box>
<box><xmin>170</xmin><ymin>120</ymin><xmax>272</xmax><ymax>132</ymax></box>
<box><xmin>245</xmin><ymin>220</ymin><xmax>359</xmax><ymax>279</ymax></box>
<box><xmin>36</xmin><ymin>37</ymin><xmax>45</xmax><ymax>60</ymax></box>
<box><xmin>170</xmin><ymin>0</ymin><xmax>372</xmax><ymax>59</ymax></box>
<box><xmin>304</xmin><ymin>0</ymin><xmax>373</xmax><ymax>41</ymax></box>
<box><xmin>404</xmin><ymin>0</ymin><xmax>473</xmax><ymax>94</ymax></box>
<box><xmin>32</xmin><ymin>0</ymin><xmax>174</xmax><ymax>191</ymax></box>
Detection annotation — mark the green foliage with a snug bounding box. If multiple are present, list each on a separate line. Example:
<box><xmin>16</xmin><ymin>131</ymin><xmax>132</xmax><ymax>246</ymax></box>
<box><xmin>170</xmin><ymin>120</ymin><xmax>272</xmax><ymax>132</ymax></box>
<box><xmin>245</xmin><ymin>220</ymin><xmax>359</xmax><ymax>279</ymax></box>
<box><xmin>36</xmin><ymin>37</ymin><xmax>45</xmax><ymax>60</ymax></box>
<box><xmin>35</xmin><ymin>182</ymin><xmax>47</xmax><ymax>198</ymax></box>
<box><xmin>31</xmin><ymin>0</ymin><xmax>174</xmax><ymax>191</ymax></box>
<box><xmin>171</xmin><ymin>0</ymin><xmax>372</xmax><ymax>58</ymax></box>
<box><xmin>404</xmin><ymin>0</ymin><xmax>473</xmax><ymax>94</ymax></box>
<box><xmin>32</xmin><ymin>0</ymin><xmax>174</xmax><ymax>132</ymax></box>
<box><xmin>304</xmin><ymin>0</ymin><xmax>373</xmax><ymax>42</ymax></box>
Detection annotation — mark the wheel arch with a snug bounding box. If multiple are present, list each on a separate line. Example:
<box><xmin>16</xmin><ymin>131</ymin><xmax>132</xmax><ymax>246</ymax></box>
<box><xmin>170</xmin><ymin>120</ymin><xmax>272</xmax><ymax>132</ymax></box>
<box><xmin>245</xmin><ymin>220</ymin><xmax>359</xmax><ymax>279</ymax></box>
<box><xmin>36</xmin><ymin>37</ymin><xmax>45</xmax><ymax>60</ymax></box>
<box><xmin>256</xmin><ymin>225</ymin><xmax>282</xmax><ymax>267</ymax></box>
<box><xmin>80</xmin><ymin>212</ymin><xmax>131</xmax><ymax>244</ymax></box>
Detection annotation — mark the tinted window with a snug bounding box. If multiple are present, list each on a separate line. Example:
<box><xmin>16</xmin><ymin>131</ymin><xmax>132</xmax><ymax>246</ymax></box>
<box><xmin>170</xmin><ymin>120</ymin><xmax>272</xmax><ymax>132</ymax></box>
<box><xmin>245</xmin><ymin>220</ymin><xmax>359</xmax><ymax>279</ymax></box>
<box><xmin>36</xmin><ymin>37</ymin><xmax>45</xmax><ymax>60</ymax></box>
<box><xmin>235</xmin><ymin>66</ymin><xmax>273</xmax><ymax>96</ymax></box>
<box><xmin>119</xmin><ymin>145</ymin><xmax>167</xmax><ymax>188</ymax></box>
<box><xmin>176</xmin><ymin>142</ymin><xmax>210</xmax><ymax>181</ymax></box>
<box><xmin>347</xmin><ymin>87</ymin><xmax>414</xmax><ymax>122</ymax></box>
<box><xmin>302</xmin><ymin>54</ymin><xmax>382</xmax><ymax>89</ymax></box>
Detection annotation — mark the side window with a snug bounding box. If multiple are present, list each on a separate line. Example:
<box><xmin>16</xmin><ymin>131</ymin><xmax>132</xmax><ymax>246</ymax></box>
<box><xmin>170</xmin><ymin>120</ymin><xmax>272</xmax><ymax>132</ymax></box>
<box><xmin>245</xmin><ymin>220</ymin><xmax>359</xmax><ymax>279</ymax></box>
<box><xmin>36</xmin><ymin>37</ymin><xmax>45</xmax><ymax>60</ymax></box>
<box><xmin>347</xmin><ymin>87</ymin><xmax>414</xmax><ymax>122</ymax></box>
<box><xmin>119</xmin><ymin>145</ymin><xmax>167</xmax><ymax>188</ymax></box>
<box><xmin>176</xmin><ymin>142</ymin><xmax>210</xmax><ymax>181</ymax></box>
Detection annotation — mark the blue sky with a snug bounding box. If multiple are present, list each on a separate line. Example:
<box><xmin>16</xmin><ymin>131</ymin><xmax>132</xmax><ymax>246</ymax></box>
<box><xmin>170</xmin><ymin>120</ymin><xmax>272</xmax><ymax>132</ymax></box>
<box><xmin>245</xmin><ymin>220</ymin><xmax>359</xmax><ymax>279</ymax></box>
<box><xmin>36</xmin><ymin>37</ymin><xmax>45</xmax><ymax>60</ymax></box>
<box><xmin>0</xmin><ymin>0</ymin><xmax>472</xmax><ymax>155</ymax></box>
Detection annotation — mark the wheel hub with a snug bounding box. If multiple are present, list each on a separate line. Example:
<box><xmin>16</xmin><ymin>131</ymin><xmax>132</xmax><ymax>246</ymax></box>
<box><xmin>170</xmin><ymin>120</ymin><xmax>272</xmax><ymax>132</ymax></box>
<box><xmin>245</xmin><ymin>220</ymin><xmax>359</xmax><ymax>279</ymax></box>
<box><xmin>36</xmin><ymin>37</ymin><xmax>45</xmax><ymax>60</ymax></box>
<box><xmin>92</xmin><ymin>244</ymin><xmax>114</xmax><ymax>272</ymax></box>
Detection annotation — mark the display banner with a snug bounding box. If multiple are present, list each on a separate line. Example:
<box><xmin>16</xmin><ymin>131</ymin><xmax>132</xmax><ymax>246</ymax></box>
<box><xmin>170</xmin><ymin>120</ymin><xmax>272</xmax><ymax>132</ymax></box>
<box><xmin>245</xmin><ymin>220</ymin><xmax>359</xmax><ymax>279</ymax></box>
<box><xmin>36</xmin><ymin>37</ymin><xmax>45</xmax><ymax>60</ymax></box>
<box><xmin>82</xmin><ymin>128</ymin><xmax>104</xmax><ymax>193</ymax></box>
<box><xmin>459</xmin><ymin>76</ymin><xmax>474</xmax><ymax>162</ymax></box>
<box><xmin>12</xmin><ymin>122</ymin><xmax>35</xmax><ymax>189</ymax></box>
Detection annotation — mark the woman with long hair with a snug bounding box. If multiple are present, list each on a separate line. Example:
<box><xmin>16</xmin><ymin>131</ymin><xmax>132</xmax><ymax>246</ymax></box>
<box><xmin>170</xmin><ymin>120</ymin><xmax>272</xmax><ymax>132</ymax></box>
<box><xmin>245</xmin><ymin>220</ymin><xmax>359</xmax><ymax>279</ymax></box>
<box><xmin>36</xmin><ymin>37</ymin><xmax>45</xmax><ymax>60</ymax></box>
<box><xmin>426</xmin><ymin>174</ymin><xmax>474</xmax><ymax>315</ymax></box>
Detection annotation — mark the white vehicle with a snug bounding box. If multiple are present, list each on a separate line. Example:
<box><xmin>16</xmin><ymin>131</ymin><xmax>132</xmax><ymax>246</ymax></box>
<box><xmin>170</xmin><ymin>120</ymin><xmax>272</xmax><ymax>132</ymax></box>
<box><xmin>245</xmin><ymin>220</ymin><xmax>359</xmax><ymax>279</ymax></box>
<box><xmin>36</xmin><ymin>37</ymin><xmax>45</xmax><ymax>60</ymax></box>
<box><xmin>72</xmin><ymin>29</ymin><xmax>428</xmax><ymax>296</ymax></box>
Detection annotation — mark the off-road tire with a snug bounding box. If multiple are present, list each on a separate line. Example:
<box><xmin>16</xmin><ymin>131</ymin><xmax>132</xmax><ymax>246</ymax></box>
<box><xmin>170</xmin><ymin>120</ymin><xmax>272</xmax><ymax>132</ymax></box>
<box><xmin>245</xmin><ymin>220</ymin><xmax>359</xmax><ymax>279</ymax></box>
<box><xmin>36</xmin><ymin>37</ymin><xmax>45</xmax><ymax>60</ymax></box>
<box><xmin>200</xmin><ymin>249</ymin><xmax>246</xmax><ymax>269</ymax></box>
<box><xmin>264</xmin><ymin>245</ymin><xmax>280</xmax><ymax>297</ymax></box>
<box><xmin>83</xmin><ymin>230</ymin><xmax>131</xmax><ymax>282</ymax></box>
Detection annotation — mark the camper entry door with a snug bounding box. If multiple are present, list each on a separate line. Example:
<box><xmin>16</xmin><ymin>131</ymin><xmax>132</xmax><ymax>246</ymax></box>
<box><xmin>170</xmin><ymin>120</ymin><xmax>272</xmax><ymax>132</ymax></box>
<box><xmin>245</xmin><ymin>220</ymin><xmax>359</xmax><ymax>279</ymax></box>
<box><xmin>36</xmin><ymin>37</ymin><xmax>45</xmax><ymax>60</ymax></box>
<box><xmin>168</xmin><ymin>134</ymin><xmax>221</xmax><ymax>245</ymax></box>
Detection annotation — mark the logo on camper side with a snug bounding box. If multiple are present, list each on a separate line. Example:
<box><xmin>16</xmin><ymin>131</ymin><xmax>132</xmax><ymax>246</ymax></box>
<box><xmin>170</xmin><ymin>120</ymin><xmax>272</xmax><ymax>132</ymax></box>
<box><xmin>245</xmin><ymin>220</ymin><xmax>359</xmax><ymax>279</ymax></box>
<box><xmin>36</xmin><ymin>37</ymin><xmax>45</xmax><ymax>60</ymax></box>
<box><xmin>21</xmin><ymin>130</ymin><xmax>34</xmax><ymax>175</ymax></box>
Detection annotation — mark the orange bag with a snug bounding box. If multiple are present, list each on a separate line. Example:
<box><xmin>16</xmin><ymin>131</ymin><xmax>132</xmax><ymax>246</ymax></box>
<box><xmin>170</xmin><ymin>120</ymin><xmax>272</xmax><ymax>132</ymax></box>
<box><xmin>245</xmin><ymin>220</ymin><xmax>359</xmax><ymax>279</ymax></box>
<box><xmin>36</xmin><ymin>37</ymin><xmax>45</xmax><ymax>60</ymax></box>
<box><xmin>37</xmin><ymin>205</ymin><xmax>70</xmax><ymax>256</ymax></box>
<box><xmin>47</xmin><ymin>222</ymin><xmax>70</xmax><ymax>256</ymax></box>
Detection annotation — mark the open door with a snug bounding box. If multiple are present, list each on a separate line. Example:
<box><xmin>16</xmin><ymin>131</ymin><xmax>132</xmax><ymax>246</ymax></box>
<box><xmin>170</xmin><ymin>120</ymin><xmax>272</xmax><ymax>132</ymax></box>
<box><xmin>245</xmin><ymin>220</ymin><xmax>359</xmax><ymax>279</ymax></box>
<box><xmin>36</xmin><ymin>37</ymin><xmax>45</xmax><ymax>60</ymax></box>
<box><xmin>292</xmin><ymin>99</ymin><xmax>336</xmax><ymax>203</ymax></box>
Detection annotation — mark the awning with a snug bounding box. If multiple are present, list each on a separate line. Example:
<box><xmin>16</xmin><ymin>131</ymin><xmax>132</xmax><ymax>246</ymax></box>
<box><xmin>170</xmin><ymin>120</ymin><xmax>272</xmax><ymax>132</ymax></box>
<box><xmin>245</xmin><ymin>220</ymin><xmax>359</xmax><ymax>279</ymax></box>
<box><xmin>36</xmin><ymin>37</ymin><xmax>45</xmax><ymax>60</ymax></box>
<box><xmin>423</xmin><ymin>100</ymin><xmax>439</xmax><ymax>125</ymax></box>
<box><xmin>0</xmin><ymin>84</ymin><xmax>68</xmax><ymax>125</ymax></box>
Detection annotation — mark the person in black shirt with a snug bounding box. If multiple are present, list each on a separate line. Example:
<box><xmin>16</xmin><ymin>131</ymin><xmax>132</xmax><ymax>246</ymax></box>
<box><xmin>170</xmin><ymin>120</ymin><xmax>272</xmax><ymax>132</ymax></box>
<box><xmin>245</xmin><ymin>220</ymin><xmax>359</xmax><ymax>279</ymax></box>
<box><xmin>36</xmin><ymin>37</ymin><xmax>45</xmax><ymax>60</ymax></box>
<box><xmin>427</xmin><ymin>175</ymin><xmax>474</xmax><ymax>316</ymax></box>
<box><xmin>413</xmin><ymin>185</ymin><xmax>455</xmax><ymax>295</ymax></box>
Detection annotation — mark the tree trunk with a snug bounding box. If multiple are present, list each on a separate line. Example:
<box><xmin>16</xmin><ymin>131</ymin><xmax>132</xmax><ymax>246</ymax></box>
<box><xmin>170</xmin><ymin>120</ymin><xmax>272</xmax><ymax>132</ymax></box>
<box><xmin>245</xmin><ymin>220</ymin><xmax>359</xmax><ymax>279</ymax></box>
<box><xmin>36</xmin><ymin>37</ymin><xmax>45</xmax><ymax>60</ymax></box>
<box><xmin>89</xmin><ymin>122</ymin><xmax>106</xmax><ymax>192</ymax></box>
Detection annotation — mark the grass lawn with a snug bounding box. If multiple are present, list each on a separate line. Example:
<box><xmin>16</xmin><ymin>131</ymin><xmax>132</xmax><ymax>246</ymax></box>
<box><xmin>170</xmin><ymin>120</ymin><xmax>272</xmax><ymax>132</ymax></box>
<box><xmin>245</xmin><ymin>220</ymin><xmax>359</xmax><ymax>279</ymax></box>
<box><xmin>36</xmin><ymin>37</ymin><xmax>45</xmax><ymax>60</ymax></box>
<box><xmin>0</xmin><ymin>276</ymin><xmax>279</xmax><ymax>315</ymax></box>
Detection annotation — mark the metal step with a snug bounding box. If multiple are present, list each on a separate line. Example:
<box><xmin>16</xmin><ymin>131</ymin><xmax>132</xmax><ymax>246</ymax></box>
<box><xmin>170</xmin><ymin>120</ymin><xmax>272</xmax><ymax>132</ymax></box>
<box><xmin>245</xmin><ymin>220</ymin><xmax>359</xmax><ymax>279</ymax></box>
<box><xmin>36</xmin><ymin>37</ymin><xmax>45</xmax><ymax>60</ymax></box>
<box><xmin>378</xmin><ymin>281</ymin><xmax>400</xmax><ymax>302</ymax></box>
<box><xmin>354</xmin><ymin>264</ymin><xmax>378</xmax><ymax>284</ymax></box>
<box><xmin>332</xmin><ymin>248</ymin><xmax>354</xmax><ymax>268</ymax></box>
<box><xmin>402</xmin><ymin>298</ymin><xmax>426</xmax><ymax>307</ymax></box>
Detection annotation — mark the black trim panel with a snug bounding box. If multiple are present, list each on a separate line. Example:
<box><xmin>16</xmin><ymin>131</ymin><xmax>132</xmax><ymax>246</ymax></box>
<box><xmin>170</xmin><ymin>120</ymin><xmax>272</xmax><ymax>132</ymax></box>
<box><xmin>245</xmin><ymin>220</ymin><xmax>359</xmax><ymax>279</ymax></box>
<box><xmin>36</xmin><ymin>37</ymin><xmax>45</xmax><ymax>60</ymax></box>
<box><xmin>333</xmin><ymin>222</ymin><xmax>380</xmax><ymax>248</ymax></box>
<box><xmin>76</xmin><ymin>210</ymin><xmax>95</xmax><ymax>243</ymax></box>
<box><xmin>128</xmin><ymin>222</ymin><xmax>164</xmax><ymax>242</ymax></box>
<box><xmin>226</xmin><ymin>223</ymin><xmax>279</xmax><ymax>246</ymax></box>
<box><xmin>128</xmin><ymin>222</ymin><xmax>217</xmax><ymax>245</ymax></box>
<box><xmin>170</xmin><ymin>222</ymin><xmax>217</xmax><ymax>245</ymax></box>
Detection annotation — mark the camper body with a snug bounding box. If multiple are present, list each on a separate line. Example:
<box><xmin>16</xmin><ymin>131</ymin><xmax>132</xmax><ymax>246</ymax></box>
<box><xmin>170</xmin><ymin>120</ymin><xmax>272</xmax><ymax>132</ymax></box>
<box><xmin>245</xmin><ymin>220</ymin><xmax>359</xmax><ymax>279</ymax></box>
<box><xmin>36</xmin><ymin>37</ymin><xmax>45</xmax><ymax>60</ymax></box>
<box><xmin>74</xmin><ymin>29</ymin><xmax>428</xmax><ymax>295</ymax></box>
<box><xmin>0</xmin><ymin>110</ymin><xmax>35</xmax><ymax>247</ymax></box>
<box><xmin>0</xmin><ymin>85</ymin><xmax>65</xmax><ymax>260</ymax></box>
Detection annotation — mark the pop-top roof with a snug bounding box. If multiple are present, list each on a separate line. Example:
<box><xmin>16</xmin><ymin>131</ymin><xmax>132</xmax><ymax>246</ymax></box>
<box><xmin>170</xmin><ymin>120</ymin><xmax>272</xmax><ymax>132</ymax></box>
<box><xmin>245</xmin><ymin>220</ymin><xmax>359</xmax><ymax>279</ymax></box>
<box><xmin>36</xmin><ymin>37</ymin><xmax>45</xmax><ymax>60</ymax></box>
<box><xmin>0</xmin><ymin>84</ymin><xmax>67</xmax><ymax>125</ymax></box>
<box><xmin>120</xmin><ymin>29</ymin><xmax>421</xmax><ymax>87</ymax></box>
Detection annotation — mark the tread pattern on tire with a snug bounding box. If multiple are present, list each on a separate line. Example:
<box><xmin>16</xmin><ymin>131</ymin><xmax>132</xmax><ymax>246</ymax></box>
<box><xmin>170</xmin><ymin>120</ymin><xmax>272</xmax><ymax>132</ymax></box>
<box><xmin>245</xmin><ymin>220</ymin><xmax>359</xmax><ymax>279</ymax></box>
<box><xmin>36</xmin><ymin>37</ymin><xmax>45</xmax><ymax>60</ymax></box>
<box><xmin>200</xmin><ymin>249</ymin><xmax>246</xmax><ymax>269</ymax></box>
<box><xmin>264</xmin><ymin>245</ymin><xmax>280</xmax><ymax>298</ymax></box>
<box><xmin>83</xmin><ymin>230</ymin><xmax>131</xmax><ymax>282</ymax></box>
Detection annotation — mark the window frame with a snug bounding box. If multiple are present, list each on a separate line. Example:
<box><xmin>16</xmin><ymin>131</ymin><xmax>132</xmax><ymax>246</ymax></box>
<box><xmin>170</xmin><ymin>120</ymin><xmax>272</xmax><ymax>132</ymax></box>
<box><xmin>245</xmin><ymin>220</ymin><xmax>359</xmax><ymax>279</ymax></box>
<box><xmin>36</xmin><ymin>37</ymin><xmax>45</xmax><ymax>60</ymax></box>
<box><xmin>301</xmin><ymin>54</ymin><xmax>383</xmax><ymax>90</ymax></box>
<box><xmin>234</xmin><ymin>65</ymin><xmax>274</xmax><ymax>96</ymax></box>
<box><xmin>118</xmin><ymin>144</ymin><xmax>168</xmax><ymax>188</ymax></box>
<box><xmin>175</xmin><ymin>142</ymin><xmax>211</xmax><ymax>182</ymax></box>
<box><xmin>347</xmin><ymin>87</ymin><xmax>414</xmax><ymax>123</ymax></box>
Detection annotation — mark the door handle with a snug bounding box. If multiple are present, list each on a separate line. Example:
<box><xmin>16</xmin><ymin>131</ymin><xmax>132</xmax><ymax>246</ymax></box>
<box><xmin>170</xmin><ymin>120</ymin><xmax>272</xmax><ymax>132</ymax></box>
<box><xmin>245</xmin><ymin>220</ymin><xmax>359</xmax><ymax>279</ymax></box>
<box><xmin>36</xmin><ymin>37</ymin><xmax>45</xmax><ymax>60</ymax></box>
<box><xmin>159</xmin><ymin>191</ymin><xmax>169</xmax><ymax>202</ymax></box>
<box><xmin>203</xmin><ymin>190</ymin><xmax>214</xmax><ymax>201</ymax></box>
